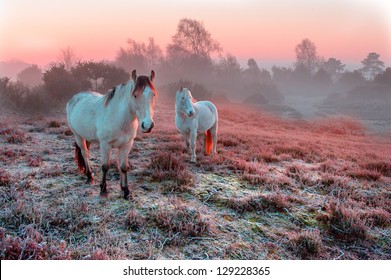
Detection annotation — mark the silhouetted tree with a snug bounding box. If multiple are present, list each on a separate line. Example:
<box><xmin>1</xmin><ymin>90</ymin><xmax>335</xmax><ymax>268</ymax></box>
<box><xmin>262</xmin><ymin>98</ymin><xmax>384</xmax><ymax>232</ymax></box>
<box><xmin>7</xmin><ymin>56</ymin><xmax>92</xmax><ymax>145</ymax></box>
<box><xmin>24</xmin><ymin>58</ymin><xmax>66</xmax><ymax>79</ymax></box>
<box><xmin>244</xmin><ymin>58</ymin><xmax>272</xmax><ymax>84</ymax></box>
<box><xmin>313</xmin><ymin>68</ymin><xmax>332</xmax><ymax>89</ymax></box>
<box><xmin>17</xmin><ymin>65</ymin><xmax>43</xmax><ymax>88</ymax></box>
<box><xmin>167</xmin><ymin>18</ymin><xmax>221</xmax><ymax>60</ymax></box>
<box><xmin>323</xmin><ymin>58</ymin><xmax>345</xmax><ymax>81</ymax></box>
<box><xmin>43</xmin><ymin>64</ymin><xmax>79</xmax><ymax>102</ymax></box>
<box><xmin>72</xmin><ymin>61</ymin><xmax>130</xmax><ymax>92</ymax></box>
<box><xmin>374</xmin><ymin>67</ymin><xmax>391</xmax><ymax>86</ymax></box>
<box><xmin>116</xmin><ymin>38</ymin><xmax>162</xmax><ymax>74</ymax></box>
<box><xmin>271</xmin><ymin>66</ymin><xmax>292</xmax><ymax>83</ymax></box>
<box><xmin>145</xmin><ymin>37</ymin><xmax>163</xmax><ymax>70</ymax></box>
<box><xmin>295</xmin><ymin>38</ymin><xmax>320</xmax><ymax>74</ymax></box>
<box><xmin>337</xmin><ymin>70</ymin><xmax>366</xmax><ymax>92</ymax></box>
<box><xmin>57</xmin><ymin>47</ymin><xmax>79</xmax><ymax>71</ymax></box>
<box><xmin>216</xmin><ymin>54</ymin><xmax>242</xmax><ymax>77</ymax></box>
<box><xmin>360</xmin><ymin>52</ymin><xmax>385</xmax><ymax>80</ymax></box>
<box><xmin>116</xmin><ymin>39</ymin><xmax>148</xmax><ymax>73</ymax></box>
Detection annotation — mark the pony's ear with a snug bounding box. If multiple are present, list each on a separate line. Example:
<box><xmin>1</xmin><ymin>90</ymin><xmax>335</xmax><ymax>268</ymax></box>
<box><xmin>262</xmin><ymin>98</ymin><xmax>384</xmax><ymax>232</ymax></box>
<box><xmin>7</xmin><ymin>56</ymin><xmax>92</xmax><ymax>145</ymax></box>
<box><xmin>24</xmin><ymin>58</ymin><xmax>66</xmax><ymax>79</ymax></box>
<box><xmin>132</xmin><ymin>69</ymin><xmax>137</xmax><ymax>82</ymax></box>
<box><xmin>150</xmin><ymin>70</ymin><xmax>155</xmax><ymax>82</ymax></box>
<box><xmin>179</xmin><ymin>86</ymin><xmax>183</xmax><ymax>92</ymax></box>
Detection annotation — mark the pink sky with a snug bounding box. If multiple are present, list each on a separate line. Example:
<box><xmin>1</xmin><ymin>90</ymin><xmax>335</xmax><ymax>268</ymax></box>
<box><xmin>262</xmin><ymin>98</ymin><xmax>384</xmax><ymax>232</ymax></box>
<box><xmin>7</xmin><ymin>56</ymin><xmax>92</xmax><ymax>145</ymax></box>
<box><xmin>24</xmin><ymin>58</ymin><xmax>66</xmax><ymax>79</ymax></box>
<box><xmin>1</xmin><ymin>0</ymin><xmax>390</xmax><ymax>68</ymax></box>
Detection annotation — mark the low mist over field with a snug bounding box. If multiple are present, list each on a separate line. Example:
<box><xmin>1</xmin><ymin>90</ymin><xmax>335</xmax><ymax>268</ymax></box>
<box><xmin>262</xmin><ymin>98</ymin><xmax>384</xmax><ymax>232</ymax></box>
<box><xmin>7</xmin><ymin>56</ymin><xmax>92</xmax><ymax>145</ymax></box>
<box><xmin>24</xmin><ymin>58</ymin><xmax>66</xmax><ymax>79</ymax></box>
<box><xmin>1</xmin><ymin>1</ymin><xmax>390</xmax><ymax>261</ymax></box>
<box><xmin>1</xmin><ymin>17</ymin><xmax>390</xmax><ymax>133</ymax></box>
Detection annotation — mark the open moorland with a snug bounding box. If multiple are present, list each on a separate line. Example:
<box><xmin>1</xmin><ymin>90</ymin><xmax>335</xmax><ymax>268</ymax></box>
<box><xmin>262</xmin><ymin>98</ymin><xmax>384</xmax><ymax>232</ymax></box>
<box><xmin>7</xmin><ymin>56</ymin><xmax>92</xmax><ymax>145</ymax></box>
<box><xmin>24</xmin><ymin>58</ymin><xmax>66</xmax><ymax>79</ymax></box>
<box><xmin>0</xmin><ymin>92</ymin><xmax>390</xmax><ymax>260</ymax></box>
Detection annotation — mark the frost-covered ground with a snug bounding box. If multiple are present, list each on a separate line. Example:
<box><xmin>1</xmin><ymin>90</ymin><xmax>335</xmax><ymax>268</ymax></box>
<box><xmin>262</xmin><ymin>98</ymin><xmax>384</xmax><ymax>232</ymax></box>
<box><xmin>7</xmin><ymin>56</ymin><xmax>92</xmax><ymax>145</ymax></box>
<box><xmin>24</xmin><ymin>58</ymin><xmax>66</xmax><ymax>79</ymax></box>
<box><xmin>1</xmin><ymin>95</ymin><xmax>390</xmax><ymax>260</ymax></box>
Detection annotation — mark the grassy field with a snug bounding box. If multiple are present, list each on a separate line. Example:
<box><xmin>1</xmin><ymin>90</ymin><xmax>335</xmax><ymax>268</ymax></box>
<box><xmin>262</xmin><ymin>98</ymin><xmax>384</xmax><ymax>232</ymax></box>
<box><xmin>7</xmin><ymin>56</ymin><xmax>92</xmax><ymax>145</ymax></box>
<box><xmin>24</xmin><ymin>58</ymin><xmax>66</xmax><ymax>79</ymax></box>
<box><xmin>0</xmin><ymin>93</ymin><xmax>390</xmax><ymax>260</ymax></box>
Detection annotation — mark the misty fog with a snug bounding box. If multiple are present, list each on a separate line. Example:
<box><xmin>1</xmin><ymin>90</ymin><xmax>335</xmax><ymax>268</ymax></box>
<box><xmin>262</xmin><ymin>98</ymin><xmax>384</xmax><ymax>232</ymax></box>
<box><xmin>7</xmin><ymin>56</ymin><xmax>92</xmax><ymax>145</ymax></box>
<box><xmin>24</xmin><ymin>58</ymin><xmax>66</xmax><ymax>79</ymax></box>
<box><xmin>1</xmin><ymin>19</ymin><xmax>390</xmax><ymax>134</ymax></box>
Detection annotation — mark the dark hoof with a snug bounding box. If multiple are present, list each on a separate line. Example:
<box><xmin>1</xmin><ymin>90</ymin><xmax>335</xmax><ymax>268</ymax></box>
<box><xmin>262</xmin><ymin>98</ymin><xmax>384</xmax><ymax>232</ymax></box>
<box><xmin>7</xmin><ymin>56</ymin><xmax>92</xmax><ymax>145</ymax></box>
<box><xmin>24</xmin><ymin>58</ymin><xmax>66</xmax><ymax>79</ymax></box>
<box><xmin>100</xmin><ymin>191</ymin><xmax>108</xmax><ymax>197</ymax></box>
<box><xmin>122</xmin><ymin>189</ymin><xmax>131</xmax><ymax>200</ymax></box>
<box><xmin>86</xmin><ymin>178</ymin><xmax>94</xmax><ymax>184</ymax></box>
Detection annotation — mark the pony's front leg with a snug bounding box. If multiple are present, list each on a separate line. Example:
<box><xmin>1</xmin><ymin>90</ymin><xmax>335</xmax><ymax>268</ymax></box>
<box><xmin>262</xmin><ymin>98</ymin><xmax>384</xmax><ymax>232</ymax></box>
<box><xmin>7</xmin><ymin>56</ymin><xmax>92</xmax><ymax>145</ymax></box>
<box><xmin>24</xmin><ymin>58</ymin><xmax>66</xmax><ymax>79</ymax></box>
<box><xmin>180</xmin><ymin>132</ymin><xmax>190</xmax><ymax>154</ymax></box>
<box><xmin>118</xmin><ymin>142</ymin><xmax>132</xmax><ymax>200</ymax></box>
<box><xmin>99</xmin><ymin>142</ymin><xmax>112</xmax><ymax>196</ymax></box>
<box><xmin>190</xmin><ymin>129</ymin><xmax>197</xmax><ymax>163</ymax></box>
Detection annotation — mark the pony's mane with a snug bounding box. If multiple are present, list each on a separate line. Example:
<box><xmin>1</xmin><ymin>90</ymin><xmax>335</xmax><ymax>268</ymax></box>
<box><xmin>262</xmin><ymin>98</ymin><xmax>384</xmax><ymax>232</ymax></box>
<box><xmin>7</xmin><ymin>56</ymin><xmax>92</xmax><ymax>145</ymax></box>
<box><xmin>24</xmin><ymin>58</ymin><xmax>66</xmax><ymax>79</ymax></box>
<box><xmin>133</xmin><ymin>76</ymin><xmax>156</xmax><ymax>97</ymax></box>
<box><xmin>104</xmin><ymin>86</ymin><xmax>117</xmax><ymax>106</ymax></box>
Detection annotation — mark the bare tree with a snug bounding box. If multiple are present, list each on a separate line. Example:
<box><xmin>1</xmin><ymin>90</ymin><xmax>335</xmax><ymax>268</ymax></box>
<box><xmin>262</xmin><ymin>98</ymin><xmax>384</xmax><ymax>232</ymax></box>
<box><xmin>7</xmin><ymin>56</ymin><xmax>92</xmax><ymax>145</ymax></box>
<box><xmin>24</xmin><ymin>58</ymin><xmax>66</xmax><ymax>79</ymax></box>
<box><xmin>145</xmin><ymin>37</ymin><xmax>163</xmax><ymax>70</ymax></box>
<box><xmin>167</xmin><ymin>18</ymin><xmax>221</xmax><ymax>60</ymax></box>
<box><xmin>360</xmin><ymin>52</ymin><xmax>385</xmax><ymax>80</ymax></box>
<box><xmin>57</xmin><ymin>46</ymin><xmax>79</xmax><ymax>71</ymax></box>
<box><xmin>295</xmin><ymin>38</ymin><xmax>320</xmax><ymax>74</ymax></box>
<box><xmin>116</xmin><ymin>37</ymin><xmax>163</xmax><ymax>73</ymax></box>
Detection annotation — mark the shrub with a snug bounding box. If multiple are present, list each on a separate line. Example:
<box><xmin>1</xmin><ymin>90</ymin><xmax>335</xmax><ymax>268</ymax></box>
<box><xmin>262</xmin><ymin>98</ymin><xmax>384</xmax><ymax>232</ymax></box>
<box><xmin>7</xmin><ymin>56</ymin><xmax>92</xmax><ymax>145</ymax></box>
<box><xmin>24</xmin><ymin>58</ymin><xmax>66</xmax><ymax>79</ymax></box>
<box><xmin>48</xmin><ymin>120</ymin><xmax>61</xmax><ymax>128</ymax></box>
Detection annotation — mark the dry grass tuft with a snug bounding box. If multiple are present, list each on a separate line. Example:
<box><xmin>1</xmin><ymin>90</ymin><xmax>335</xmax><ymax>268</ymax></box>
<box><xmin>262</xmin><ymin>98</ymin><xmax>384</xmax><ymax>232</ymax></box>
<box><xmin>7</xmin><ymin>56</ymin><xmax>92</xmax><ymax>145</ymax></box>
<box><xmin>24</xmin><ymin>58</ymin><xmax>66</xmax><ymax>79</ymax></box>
<box><xmin>0</xmin><ymin>227</ymin><xmax>71</xmax><ymax>260</ymax></box>
<box><xmin>149</xmin><ymin>151</ymin><xmax>193</xmax><ymax>187</ymax></box>
<box><xmin>48</xmin><ymin>120</ymin><xmax>62</xmax><ymax>128</ymax></box>
<box><xmin>288</xmin><ymin>229</ymin><xmax>323</xmax><ymax>259</ymax></box>
<box><xmin>319</xmin><ymin>202</ymin><xmax>368</xmax><ymax>241</ymax></box>
<box><xmin>152</xmin><ymin>200</ymin><xmax>211</xmax><ymax>239</ymax></box>
<box><xmin>0</xmin><ymin>168</ymin><xmax>12</xmax><ymax>186</ymax></box>
<box><xmin>125</xmin><ymin>209</ymin><xmax>146</xmax><ymax>231</ymax></box>
<box><xmin>224</xmin><ymin>192</ymin><xmax>291</xmax><ymax>213</ymax></box>
<box><xmin>361</xmin><ymin>161</ymin><xmax>391</xmax><ymax>177</ymax></box>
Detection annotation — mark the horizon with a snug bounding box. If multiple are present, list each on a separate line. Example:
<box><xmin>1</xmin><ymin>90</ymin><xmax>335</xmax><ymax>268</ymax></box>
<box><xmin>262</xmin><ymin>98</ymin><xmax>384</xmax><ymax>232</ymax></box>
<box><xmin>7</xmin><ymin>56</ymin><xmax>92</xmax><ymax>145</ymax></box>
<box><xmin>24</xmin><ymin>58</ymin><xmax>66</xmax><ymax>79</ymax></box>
<box><xmin>1</xmin><ymin>0</ymin><xmax>391</xmax><ymax>71</ymax></box>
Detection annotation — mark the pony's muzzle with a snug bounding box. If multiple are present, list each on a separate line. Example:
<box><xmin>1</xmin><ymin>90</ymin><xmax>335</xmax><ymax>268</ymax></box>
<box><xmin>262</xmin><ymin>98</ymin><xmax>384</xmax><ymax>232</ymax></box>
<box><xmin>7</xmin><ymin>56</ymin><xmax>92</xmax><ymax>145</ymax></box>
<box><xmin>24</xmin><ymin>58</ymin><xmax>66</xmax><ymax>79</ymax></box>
<box><xmin>187</xmin><ymin>110</ymin><xmax>195</xmax><ymax>117</ymax></box>
<box><xmin>141</xmin><ymin>121</ymin><xmax>154</xmax><ymax>133</ymax></box>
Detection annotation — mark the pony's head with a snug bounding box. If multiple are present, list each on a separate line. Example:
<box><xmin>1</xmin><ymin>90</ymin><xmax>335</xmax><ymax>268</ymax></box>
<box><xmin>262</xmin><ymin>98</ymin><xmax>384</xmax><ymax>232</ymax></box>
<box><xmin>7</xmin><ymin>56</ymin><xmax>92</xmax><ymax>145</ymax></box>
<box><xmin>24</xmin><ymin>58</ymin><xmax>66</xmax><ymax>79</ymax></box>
<box><xmin>131</xmin><ymin>69</ymin><xmax>157</xmax><ymax>133</ymax></box>
<box><xmin>176</xmin><ymin>87</ymin><xmax>195</xmax><ymax>118</ymax></box>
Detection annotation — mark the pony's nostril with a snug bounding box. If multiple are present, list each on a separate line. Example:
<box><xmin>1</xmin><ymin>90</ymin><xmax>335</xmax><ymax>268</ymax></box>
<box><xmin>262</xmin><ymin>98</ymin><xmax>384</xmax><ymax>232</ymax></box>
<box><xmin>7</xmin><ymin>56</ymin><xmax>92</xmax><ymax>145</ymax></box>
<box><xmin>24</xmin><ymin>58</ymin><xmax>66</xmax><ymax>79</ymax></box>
<box><xmin>141</xmin><ymin>122</ymin><xmax>145</xmax><ymax>130</ymax></box>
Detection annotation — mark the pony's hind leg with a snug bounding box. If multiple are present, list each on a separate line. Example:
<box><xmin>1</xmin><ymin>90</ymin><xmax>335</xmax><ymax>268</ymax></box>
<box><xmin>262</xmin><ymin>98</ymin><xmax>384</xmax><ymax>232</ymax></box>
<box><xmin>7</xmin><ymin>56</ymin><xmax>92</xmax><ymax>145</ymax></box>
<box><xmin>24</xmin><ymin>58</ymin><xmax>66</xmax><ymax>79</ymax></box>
<box><xmin>99</xmin><ymin>142</ymin><xmax>112</xmax><ymax>196</ymax></box>
<box><xmin>74</xmin><ymin>136</ymin><xmax>94</xmax><ymax>183</ymax></box>
<box><xmin>211</xmin><ymin>123</ymin><xmax>218</xmax><ymax>157</ymax></box>
<box><xmin>118</xmin><ymin>142</ymin><xmax>133</xmax><ymax>199</ymax></box>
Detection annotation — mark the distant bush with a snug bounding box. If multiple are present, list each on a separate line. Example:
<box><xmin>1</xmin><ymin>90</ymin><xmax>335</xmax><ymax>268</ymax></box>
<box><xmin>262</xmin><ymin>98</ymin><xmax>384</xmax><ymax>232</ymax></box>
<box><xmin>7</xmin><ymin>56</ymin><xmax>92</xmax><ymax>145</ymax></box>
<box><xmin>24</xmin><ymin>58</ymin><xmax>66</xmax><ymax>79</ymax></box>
<box><xmin>0</xmin><ymin>77</ymin><xmax>51</xmax><ymax>113</ymax></box>
<box><xmin>167</xmin><ymin>79</ymin><xmax>213</xmax><ymax>100</ymax></box>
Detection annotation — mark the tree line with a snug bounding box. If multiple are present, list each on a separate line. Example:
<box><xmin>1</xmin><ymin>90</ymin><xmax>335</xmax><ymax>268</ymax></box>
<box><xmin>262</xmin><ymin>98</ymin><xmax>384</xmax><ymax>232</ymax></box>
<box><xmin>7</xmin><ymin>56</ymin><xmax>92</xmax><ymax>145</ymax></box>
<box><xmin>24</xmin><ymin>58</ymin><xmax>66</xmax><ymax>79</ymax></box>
<box><xmin>1</xmin><ymin>18</ymin><xmax>390</xmax><ymax>113</ymax></box>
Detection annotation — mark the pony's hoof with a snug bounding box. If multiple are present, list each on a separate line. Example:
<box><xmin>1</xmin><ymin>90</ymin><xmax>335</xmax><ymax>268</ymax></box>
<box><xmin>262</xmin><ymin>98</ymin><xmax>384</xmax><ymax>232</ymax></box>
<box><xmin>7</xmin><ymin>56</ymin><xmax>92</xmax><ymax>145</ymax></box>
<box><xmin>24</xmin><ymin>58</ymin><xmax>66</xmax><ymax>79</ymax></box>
<box><xmin>99</xmin><ymin>191</ymin><xmax>108</xmax><ymax>198</ymax></box>
<box><xmin>86</xmin><ymin>178</ymin><xmax>94</xmax><ymax>184</ymax></box>
<box><xmin>190</xmin><ymin>158</ymin><xmax>196</xmax><ymax>163</ymax></box>
<box><xmin>123</xmin><ymin>192</ymin><xmax>132</xmax><ymax>200</ymax></box>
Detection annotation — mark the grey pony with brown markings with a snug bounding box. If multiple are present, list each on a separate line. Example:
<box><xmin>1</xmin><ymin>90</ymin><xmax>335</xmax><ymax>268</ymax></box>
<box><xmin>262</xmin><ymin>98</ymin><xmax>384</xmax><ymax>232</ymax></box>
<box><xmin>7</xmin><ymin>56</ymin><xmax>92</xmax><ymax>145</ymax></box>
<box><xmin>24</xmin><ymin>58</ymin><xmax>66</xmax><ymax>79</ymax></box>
<box><xmin>66</xmin><ymin>70</ymin><xmax>157</xmax><ymax>199</ymax></box>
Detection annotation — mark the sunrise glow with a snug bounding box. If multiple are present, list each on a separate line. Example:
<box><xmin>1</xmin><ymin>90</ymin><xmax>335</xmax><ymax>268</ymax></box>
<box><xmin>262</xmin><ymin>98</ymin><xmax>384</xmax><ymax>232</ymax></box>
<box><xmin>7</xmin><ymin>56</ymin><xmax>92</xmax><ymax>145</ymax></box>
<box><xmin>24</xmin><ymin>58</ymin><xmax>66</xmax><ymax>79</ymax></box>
<box><xmin>1</xmin><ymin>0</ymin><xmax>390</xmax><ymax>67</ymax></box>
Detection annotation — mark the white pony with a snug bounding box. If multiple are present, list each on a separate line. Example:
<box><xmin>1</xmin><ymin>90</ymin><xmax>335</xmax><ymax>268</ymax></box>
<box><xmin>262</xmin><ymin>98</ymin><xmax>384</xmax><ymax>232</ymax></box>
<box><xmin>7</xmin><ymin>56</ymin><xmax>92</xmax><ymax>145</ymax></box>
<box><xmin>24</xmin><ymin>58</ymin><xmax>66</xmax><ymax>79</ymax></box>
<box><xmin>175</xmin><ymin>87</ymin><xmax>218</xmax><ymax>163</ymax></box>
<box><xmin>66</xmin><ymin>70</ymin><xmax>157</xmax><ymax>199</ymax></box>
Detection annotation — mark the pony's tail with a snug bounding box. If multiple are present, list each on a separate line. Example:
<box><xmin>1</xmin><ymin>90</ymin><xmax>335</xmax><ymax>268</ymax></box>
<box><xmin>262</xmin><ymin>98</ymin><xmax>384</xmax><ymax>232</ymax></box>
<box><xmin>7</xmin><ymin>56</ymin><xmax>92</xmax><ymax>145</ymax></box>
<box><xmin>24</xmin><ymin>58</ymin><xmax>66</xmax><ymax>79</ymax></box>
<box><xmin>205</xmin><ymin>129</ymin><xmax>213</xmax><ymax>156</ymax></box>
<box><xmin>74</xmin><ymin>142</ymin><xmax>86</xmax><ymax>174</ymax></box>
